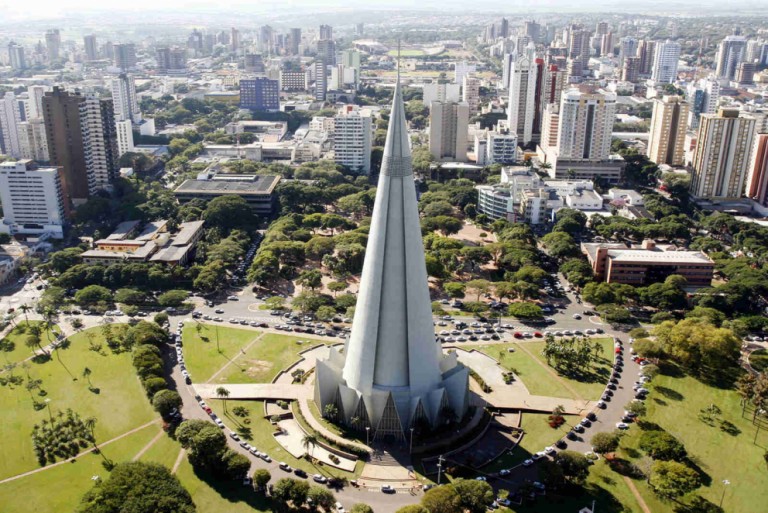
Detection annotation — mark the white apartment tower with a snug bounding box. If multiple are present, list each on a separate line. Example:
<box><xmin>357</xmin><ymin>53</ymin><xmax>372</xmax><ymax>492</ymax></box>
<box><xmin>429</xmin><ymin>101</ymin><xmax>469</xmax><ymax>162</ymax></box>
<box><xmin>557</xmin><ymin>88</ymin><xmax>617</xmax><ymax>161</ymax></box>
<box><xmin>0</xmin><ymin>160</ymin><xmax>65</xmax><ymax>238</ymax></box>
<box><xmin>462</xmin><ymin>75</ymin><xmax>480</xmax><ymax>114</ymax></box>
<box><xmin>18</xmin><ymin>118</ymin><xmax>49</xmax><ymax>161</ymax></box>
<box><xmin>111</xmin><ymin>73</ymin><xmax>141</xmax><ymax>123</ymax></box>
<box><xmin>116</xmin><ymin>119</ymin><xmax>135</xmax><ymax>157</ymax></box>
<box><xmin>423</xmin><ymin>82</ymin><xmax>461</xmax><ymax>105</ymax></box>
<box><xmin>27</xmin><ymin>85</ymin><xmax>50</xmax><ymax>120</ymax></box>
<box><xmin>716</xmin><ymin>35</ymin><xmax>747</xmax><ymax>81</ymax></box>
<box><xmin>507</xmin><ymin>52</ymin><xmax>538</xmax><ymax>145</ymax></box>
<box><xmin>690</xmin><ymin>108</ymin><xmax>756</xmax><ymax>199</ymax></box>
<box><xmin>333</xmin><ymin>105</ymin><xmax>373</xmax><ymax>175</ymax></box>
<box><xmin>651</xmin><ymin>40</ymin><xmax>682</xmax><ymax>84</ymax></box>
<box><xmin>647</xmin><ymin>95</ymin><xmax>690</xmax><ymax>167</ymax></box>
<box><xmin>0</xmin><ymin>92</ymin><xmax>22</xmax><ymax>158</ymax></box>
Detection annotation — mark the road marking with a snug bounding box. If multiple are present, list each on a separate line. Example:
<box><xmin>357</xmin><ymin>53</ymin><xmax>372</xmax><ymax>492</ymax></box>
<box><xmin>588</xmin><ymin>316</ymin><xmax>604</xmax><ymax>325</ymax></box>
<box><xmin>247</xmin><ymin>303</ymin><xmax>262</xmax><ymax>312</ymax></box>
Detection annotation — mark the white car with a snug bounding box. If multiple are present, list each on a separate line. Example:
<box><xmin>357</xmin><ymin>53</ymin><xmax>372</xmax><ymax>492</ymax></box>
<box><xmin>544</xmin><ymin>446</ymin><xmax>556</xmax><ymax>455</ymax></box>
<box><xmin>214</xmin><ymin>418</ymin><xmax>224</xmax><ymax>428</ymax></box>
<box><xmin>522</xmin><ymin>459</ymin><xmax>534</xmax><ymax>467</ymax></box>
<box><xmin>616</xmin><ymin>422</ymin><xmax>630</xmax><ymax>430</ymax></box>
<box><xmin>313</xmin><ymin>474</ymin><xmax>328</xmax><ymax>484</ymax></box>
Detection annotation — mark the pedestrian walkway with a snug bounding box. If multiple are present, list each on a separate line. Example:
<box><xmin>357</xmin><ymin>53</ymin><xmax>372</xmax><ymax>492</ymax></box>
<box><xmin>195</xmin><ymin>383</ymin><xmax>310</xmax><ymax>401</ymax></box>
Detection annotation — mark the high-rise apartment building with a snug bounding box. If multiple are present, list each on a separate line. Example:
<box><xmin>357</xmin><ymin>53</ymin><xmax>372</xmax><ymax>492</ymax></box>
<box><xmin>567</xmin><ymin>25</ymin><xmax>591</xmax><ymax>65</ymax></box>
<box><xmin>716</xmin><ymin>35</ymin><xmax>747</xmax><ymax>81</ymax></box>
<box><xmin>156</xmin><ymin>47</ymin><xmax>186</xmax><ymax>74</ymax></box>
<box><xmin>0</xmin><ymin>160</ymin><xmax>66</xmax><ymax>238</ymax></box>
<box><xmin>314</xmin><ymin>61</ymin><xmax>327</xmax><ymax>101</ymax></box>
<box><xmin>45</xmin><ymin>29</ymin><xmax>61</xmax><ymax>62</ymax></box>
<box><xmin>651</xmin><ymin>40</ymin><xmax>681</xmax><ymax>84</ymax></box>
<box><xmin>600</xmin><ymin>32</ymin><xmax>615</xmax><ymax>57</ymax></box>
<box><xmin>647</xmin><ymin>96</ymin><xmax>690</xmax><ymax>167</ymax></box>
<box><xmin>333</xmin><ymin>105</ymin><xmax>372</xmax><ymax>175</ymax></box>
<box><xmin>8</xmin><ymin>42</ymin><xmax>26</xmax><ymax>70</ymax></box>
<box><xmin>17</xmin><ymin>118</ymin><xmax>49</xmax><ymax>161</ymax></box>
<box><xmin>746</xmin><ymin>134</ymin><xmax>768</xmax><ymax>206</ymax></box>
<box><xmin>26</xmin><ymin>85</ymin><xmax>49</xmax><ymax>120</ymax></box>
<box><xmin>42</xmin><ymin>88</ymin><xmax>119</xmax><ymax>205</ymax></box>
<box><xmin>454</xmin><ymin>61</ymin><xmax>477</xmax><ymax>85</ymax></box>
<box><xmin>319</xmin><ymin>25</ymin><xmax>333</xmax><ymax>40</ymax></box>
<box><xmin>690</xmin><ymin>108</ymin><xmax>756</xmax><ymax>200</ymax></box>
<box><xmin>462</xmin><ymin>75</ymin><xmax>480</xmax><ymax>114</ymax></box>
<box><xmin>619</xmin><ymin>37</ymin><xmax>638</xmax><ymax>67</ymax></box>
<box><xmin>507</xmin><ymin>53</ymin><xmax>538</xmax><ymax>145</ymax></box>
<box><xmin>557</xmin><ymin>88</ymin><xmax>616</xmax><ymax>161</ymax></box>
<box><xmin>317</xmin><ymin>39</ymin><xmax>336</xmax><ymax>66</ymax></box>
<box><xmin>110</xmin><ymin>74</ymin><xmax>141</xmax><ymax>123</ymax></box>
<box><xmin>637</xmin><ymin>40</ymin><xmax>656</xmax><ymax>75</ymax></box>
<box><xmin>84</xmin><ymin>35</ymin><xmax>98</xmax><ymax>61</ymax></box>
<box><xmin>113</xmin><ymin>43</ymin><xmax>137</xmax><ymax>71</ymax></box>
<box><xmin>736</xmin><ymin>62</ymin><xmax>756</xmax><ymax>86</ymax></box>
<box><xmin>239</xmin><ymin>78</ymin><xmax>280</xmax><ymax>111</ymax></box>
<box><xmin>525</xmin><ymin>20</ymin><xmax>540</xmax><ymax>43</ymax></box>
<box><xmin>423</xmin><ymin>82</ymin><xmax>461</xmax><ymax>105</ymax></box>
<box><xmin>115</xmin><ymin>119</ymin><xmax>134</xmax><ymax>157</ymax></box>
<box><xmin>289</xmin><ymin>28</ymin><xmax>302</xmax><ymax>55</ymax></box>
<box><xmin>244</xmin><ymin>53</ymin><xmax>265</xmax><ymax>73</ymax></box>
<box><xmin>231</xmin><ymin>28</ymin><xmax>241</xmax><ymax>53</ymax></box>
<box><xmin>429</xmin><ymin>101</ymin><xmax>469</xmax><ymax>162</ymax></box>
<box><xmin>0</xmin><ymin>92</ymin><xmax>22</xmax><ymax>158</ymax></box>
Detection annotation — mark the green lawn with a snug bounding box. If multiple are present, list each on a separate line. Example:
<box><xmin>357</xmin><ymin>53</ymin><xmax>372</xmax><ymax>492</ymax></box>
<box><xmin>614</xmin><ymin>367</ymin><xmax>768</xmax><ymax>513</ymax></box>
<box><xmin>1</xmin><ymin>321</ymin><xmax>62</xmax><ymax>365</ymax></box>
<box><xmin>208</xmin><ymin>399</ymin><xmax>361</xmax><ymax>480</ymax></box>
<box><xmin>139</xmin><ymin>430</ymin><xmax>184</xmax><ymax>469</ymax></box>
<box><xmin>483</xmin><ymin>413</ymin><xmax>577</xmax><ymax>473</ymax></box>
<box><xmin>213</xmin><ymin>333</ymin><xmax>333</xmax><ymax>385</ymax></box>
<box><xmin>0</xmin><ymin>422</ymin><xmax>161</xmax><ymax>513</ymax></box>
<box><xmin>477</xmin><ymin>338</ymin><xmax>614</xmax><ymax>400</ymax></box>
<box><xmin>387</xmin><ymin>49</ymin><xmax>425</xmax><ymax>56</ymax></box>
<box><xmin>181</xmin><ymin>323</ymin><xmax>261</xmax><ymax>382</ymax></box>
<box><xmin>176</xmin><ymin>458</ymin><xmax>273</xmax><ymax>513</ymax></box>
<box><xmin>0</xmin><ymin>326</ymin><xmax>155</xmax><ymax>480</ymax></box>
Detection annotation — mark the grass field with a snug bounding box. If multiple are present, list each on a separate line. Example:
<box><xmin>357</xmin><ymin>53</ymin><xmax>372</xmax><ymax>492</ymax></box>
<box><xmin>176</xmin><ymin>458</ymin><xmax>273</xmax><ymax>513</ymax></box>
<box><xmin>208</xmin><ymin>399</ymin><xmax>361</xmax><ymax>479</ymax></box>
<box><xmin>477</xmin><ymin>338</ymin><xmax>614</xmax><ymax>400</ymax></box>
<box><xmin>0</xmin><ymin>326</ymin><xmax>155</xmax><ymax>480</ymax></box>
<box><xmin>1</xmin><ymin>321</ymin><xmax>62</xmax><ymax>365</ymax></box>
<box><xmin>614</xmin><ymin>366</ymin><xmax>768</xmax><ymax>513</ymax></box>
<box><xmin>181</xmin><ymin>323</ymin><xmax>261</xmax><ymax>382</ymax></box>
<box><xmin>213</xmin><ymin>333</ymin><xmax>334</xmax><ymax>385</ymax></box>
<box><xmin>0</xmin><ymin>422</ymin><xmax>161</xmax><ymax>513</ymax></box>
<box><xmin>387</xmin><ymin>49</ymin><xmax>425</xmax><ymax>56</ymax></box>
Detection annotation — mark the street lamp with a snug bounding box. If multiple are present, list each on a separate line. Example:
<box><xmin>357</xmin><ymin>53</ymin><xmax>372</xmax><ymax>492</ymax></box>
<box><xmin>719</xmin><ymin>479</ymin><xmax>730</xmax><ymax>508</ymax></box>
<box><xmin>44</xmin><ymin>398</ymin><xmax>53</xmax><ymax>423</ymax></box>
<box><xmin>437</xmin><ymin>455</ymin><xmax>445</xmax><ymax>485</ymax></box>
<box><xmin>365</xmin><ymin>426</ymin><xmax>370</xmax><ymax>446</ymax></box>
<box><xmin>409</xmin><ymin>428</ymin><xmax>414</xmax><ymax>454</ymax></box>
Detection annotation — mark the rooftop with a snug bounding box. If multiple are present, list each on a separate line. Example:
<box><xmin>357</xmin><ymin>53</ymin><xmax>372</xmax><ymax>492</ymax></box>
<box><xmin>105</xmin><ymin>220</ymin><xmax>141</xmax><ymax>240</ymax></box>
<box><xmin>175</xmin><ymin>175</ymin><xmax>280</xmax><ymax>195</ymax></box>
<box><xmin>172</xmin><ymin>220</ymin><xmax>205</xmax><ymax>246</ymax></box>
<box><xmin>608</xmin><ymin>249</ymin><xmax>713</xmax><ymax>264</ymax></box>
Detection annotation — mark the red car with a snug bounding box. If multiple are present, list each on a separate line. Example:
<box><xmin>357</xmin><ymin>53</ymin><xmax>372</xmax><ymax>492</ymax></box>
<box><xmin>514</xmin><ymin>332</ymin><xmax>523</xmax><ymax>339</ymax></box>
<box><xmin>204</xmin><ymin>407</ymin><xmax>212</xmax><ymax>414</ymax></box>
<box><xmin>534</xmin><ymin>332</ymin><xmax>543</xmax><ymax>338</ymax></box>
<box><xmin>615</xmin><ymin>347</ymin><xmax>622</xmax><ymax>354</ymax></box>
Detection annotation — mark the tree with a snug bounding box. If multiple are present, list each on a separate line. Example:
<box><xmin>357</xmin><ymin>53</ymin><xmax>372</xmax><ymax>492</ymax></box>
<box><xmin>507</xmin><ymin>302</ymin><xmax>543</xmax><ymax>319</ymax></box>
<box><xmin>202</xmin><ymin>195</ymin><xmax>256</xmax><ymax>232</ymax></box>
<box><xmin>452</xmin><ymin>479</ymin><xmax>494</xmax><ymax>513</ymax></box>
<box><xmin>76</xmin><ymin>461</ymin><xmax>195</xmax><ymax>513</ymax></box>
<box><xmin>444</xmin><ymin>282</ymin><xmax>466</xmax><ymax>299</ymax></box>
<box><xmin>222</xmin><ymin>450</ymin><xmax>251</xmax><ymax>479</ymax></box>
<box><xmin>396</xmin><ymin>506</ymin><xmax>428</xmax><ymax>513</ymax></box>
<box><xmin>591</xmin><ymin>431</ymin><xmax>621</xmax><ymax>454</ymax></box>
<box><xmin>216</xmin><ymin>386</ymin><xmax>230</xmax><ymax>412</ymax></box>
<box><xmin>157</xmin><ymin>290</ymin><xmax>189</xmax><ymax>308</ymax></box>
<box><xmin>316</xmin><ymin>306</ymin><xmax>336</xmax><ymax>322</ymax></box>
<box><xmin>302</xmin><ymin>433</ymin><xmax>318</xmax><ymax>461</ymax></box>
<box><xmin>554</xmin><ymin>450</ymin><xmax>591</xmax><ymax>484</ymax></box>
<box><xmin>649</xmin><ymin>460</ymin><xmax>701</xmax><ymax>498</ymax></box>
<box><xmin>265</xmin><ymin>296</ymin><xmax>286</xmax><ymax>310</ymax></box>
<box><xmin>421</xmin><ymin>485</ymin><xmax>462</xmax><ymax>513</ymax></box>
<box><xmin>328</xmin><ymin>281</ymin><xmax>348</xmax><ymax>296</ymax></box>
<box><xmin>466</xmin><ymin>279</ymin><xmax>492</xmax><ymax>301</ymax></box>
<box><xmin>252</xmin><ymin>468</ymin><xmax>271</xmax><ymax>491</ymax></box>
<box><xmin>307</xmin><ymin>486</ymin><xmax>335</xmax><ymax>511</ymax></box>
<box><xmin>540</xmin><ymin>232</ymin><xmax>580</xmax><ymax>260</ymax></box>
<box><xmin>271</xmin><ymin>478</ymin><xmax>310</xmax><ymax>506</ymax></box>
<box><xmin>49</xmin><ymin>247</ymin><xmax>84</xmax><ymax>273</ymax></box>
<box><xmin>625</xmin><ymin>401</ymin><xmax>647</xmax><ymax>417</ymax></box>
<box><xmin>152</xmin><ymin>390</ymin><xmax>182</xmax><ymax>418</ymax></box>
<box><xmin>653</xmin><ymin>319</ymin><xmax>741</xmax><ymax>378</ymax></box>
<box><xmin>639</xmin><ymin>431</ymin><xmax>687</xmax><ymax>461</ymax></box>
<box><xmin>596</xmin><ymin>303</ymin><xmax>633</xmax><ymax>325</ymax></box>
<box><xmin>350</xmin><ymin>505</ymin><xmax>375</xmax><ymax>513</ymax></box>
<box><xmin>115</xmin><ymin>288</ymin><xmax>147</xmax><ymax>305</ymax></box>
<box><xmin>74</xmin><ymin>285</ymin><xmax>112</xmax><ymax>306</ymax></box>
<box><xmin>82</xmin><ymin>367</ymin><xmax>93</xmax><ymax>389</ymax></box>
<box><xmin>297</xmin><ymin>269</ymin><xmax>323</xmax><ymax>291</ymax></box>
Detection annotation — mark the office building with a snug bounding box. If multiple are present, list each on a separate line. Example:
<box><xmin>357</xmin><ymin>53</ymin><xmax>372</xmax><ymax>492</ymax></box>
<box><xmin>637</xmin><ymin>40</ymin><xmax>656</xmax><ymax>75</ymax></box>
<box><xmin>289</xmin><ymin>28</ymin><xmax>301</xmax><ymax>55</ymax></box>
<box><xmin>507</xmin><ymin>52</ymin><xmax>538</xmax><ymax>145</ymax></box>
<box><xmin>110</xmin><ymin>73</ymin><xmax>141</xmax><ymax>123</ymax></box>
<box><xmin>84</xmin><ymin>35</ymin><xmax>98</xmax><ymax>61</ymax></box>
<box><xmin>315</xmin><ymin>80</ymin><xmax>469</xmax><ymax>442</ymax></box>
<box><xmin>244</xmin><ymin>53</ymin><xmax>265</xmax><ymax>73</ymax></box>
<box><xmin>174</xmin><ymin>174</ymin><xmax>280</xmax><ymax>214</ymax></box>
<box><xmin>333</xmin><ymin>105</ymin><xmax>373</xmax><ymax>175</ymax></box>
<box><xmin>690</xmin><ymin>108</ymin><xmax>756</xmax><ymax>200</ymax></box>
<box><xmin>8</xmin><ymin>42</ymin><xmax>26</xmax><ymax>70</ymax></box>
<box><xmin>239</xmin><ymin>78</ymin><xmax>280</xmax><ymax>111</ymax></box>
<box><xmin>647</xmin><ymin>95</ymin><xmax>690</xmax><ymax>167</ymax></box>
<box><xmin>429</xmin><ymin>101</ymin><xmax>469</xmax><ymax>162</ymax></box>
<box><xmin>116</xmin><ymin>119</ymin><xmax>134</xmax><ymax>157</ymax></box>
<box><xmin>746</xmin><ymin>134</ymin><xmax>768</xmax><ymax>206</ymax></box>
<box><xmin>45</xmin><ymin>29</ymin><xmax>61</xmax><ymax>62</ymax></box>
<box><xmin>317</xmin><ymin>39</ymin><xmax>336</xmax><ymax>66</ymax></box>
<box><xmin>280</xmin><ymin>70</ymin><xmax>308</xmax><ymax>91</ymax></box>
<box><xmin>0</xmin><ymin>160</ymin><xmax>66</xmax><ymax>238</ymax></box>
<box><xmin>156</xmin><ymin>47</ymin><xmax>186</xmax><ymax>74</ymax></box>
<box><xmin>582</xmin><ymin>240</ymin><xmax>713</xmax><ymax>286</ymax></box>
<box><xmin>716</xmin><ymin>35</ymin><xmax>747</xmax><ymax>81</ymax></box>
<box><xmin>314</xmin><ymin>61</ymin><xmax>327</xmax><ymax>101</ymax></box>
<box><xmin>423</xmin><ymin>82</ymin><xmax>461</xmax><ymax>105</ymax></box>
<box><xmin>319</xmin><ymin>24</ymin><xmax>333</xmax><ymax>40</ymax></box>
<box><xmin>651</xmin><ymin>40</ymin><xmax>681</xmax><ymax>84</ymax></box>
<box><xmin>0</xmin><ymin>92</ymin><xmax>22</xmax><ymax>158</ymax></box>
<box><xmin>462</xmin><ymin>75</ymin><xmax>480</xmax><ymax>113</ymax></box>
<box><xmin>43</xmin><ymin>88</ymin><xmax>119</xmax><ymax>205</ymax></box>
<box><xmin>113</xmin><ymin>43</ymin><xmax>137</xmax><ymax>71</ymax></box>
<box><xmin>735</xmin><ymin>62</ymin><xmax>756</xmax><ymax>87</ymax></box>
<box><xmin>17</xmin><ymin>118</ymin><xmax>49</xmax><ymax>161</ymax></box>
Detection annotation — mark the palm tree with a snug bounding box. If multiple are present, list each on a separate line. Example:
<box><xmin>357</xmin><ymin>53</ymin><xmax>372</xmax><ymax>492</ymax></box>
<box><xmin>216</xmin><ymin>386</ymin><xmax>230</xmax><ymax>413</ymax></box>
<box><xmin>83</xmin><ymin>367</ymin><xmax>93</xmax><ymax>389</ymax></box>
<box><xmin>19</xmin><ymin>304</ymin><xmax>31</xmax><ymax>326</ymax></box>
<box><xmin>302</xmin><ymin>433</ymin><xmax>318</xmax><ymax>461</ymax></box>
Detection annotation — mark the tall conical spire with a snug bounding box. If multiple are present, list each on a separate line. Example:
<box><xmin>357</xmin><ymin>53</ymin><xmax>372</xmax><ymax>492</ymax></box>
<box><xmin>314</xmin><ymin>74</ymin><xmax>469</xmax><ymax>442</ymax></box>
